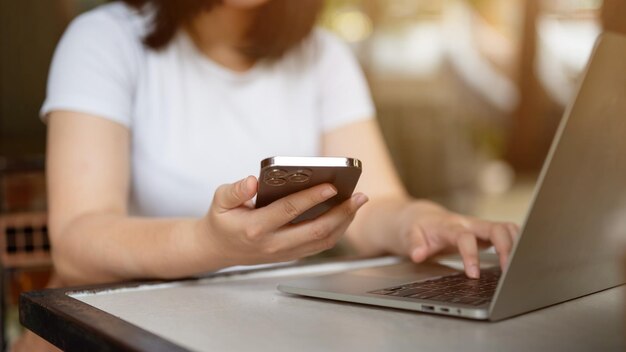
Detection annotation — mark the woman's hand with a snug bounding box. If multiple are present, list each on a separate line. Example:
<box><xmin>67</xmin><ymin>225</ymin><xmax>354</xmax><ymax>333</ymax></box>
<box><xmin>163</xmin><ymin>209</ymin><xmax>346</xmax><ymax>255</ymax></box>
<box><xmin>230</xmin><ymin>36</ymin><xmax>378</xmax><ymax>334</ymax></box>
<box><xmin>388</xmin><ymin>201</ymin><xmax>520</xmax><ymax>279</ymax></box>
<box><xmin>194</xmin><ymin>176</ymin><xmax>369</xmax><ymax>267</ymax></box>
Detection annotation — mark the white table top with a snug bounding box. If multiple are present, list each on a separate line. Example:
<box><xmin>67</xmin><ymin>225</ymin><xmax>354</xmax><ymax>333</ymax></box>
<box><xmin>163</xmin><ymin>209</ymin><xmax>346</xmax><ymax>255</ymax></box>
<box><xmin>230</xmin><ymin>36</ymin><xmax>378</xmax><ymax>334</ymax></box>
<box><xmin>73</xmin><ymin>257</ymin><xmax>625</xmax><ymax>352</ymax></box>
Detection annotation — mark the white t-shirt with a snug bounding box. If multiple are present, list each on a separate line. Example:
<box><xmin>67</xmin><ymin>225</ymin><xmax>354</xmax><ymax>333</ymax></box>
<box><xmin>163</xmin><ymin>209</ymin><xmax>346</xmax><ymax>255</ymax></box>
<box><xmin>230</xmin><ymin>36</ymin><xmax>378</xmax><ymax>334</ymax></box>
<box><xmin>42</xmin><ymin>3</ymin><xmax>374</xmax><ymax>218</ymax></box>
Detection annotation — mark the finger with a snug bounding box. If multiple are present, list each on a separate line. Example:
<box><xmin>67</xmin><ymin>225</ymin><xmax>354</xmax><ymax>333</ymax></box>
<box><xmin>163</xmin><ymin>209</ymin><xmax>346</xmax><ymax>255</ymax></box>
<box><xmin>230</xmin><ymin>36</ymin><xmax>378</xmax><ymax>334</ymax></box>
<box><xmin>407</xmin><ymin>225</ymin><xmax>448</xmax><ymax>263</ymax></box>
<box><xmin>268</xmin><ymin>193</ymin><xmax>368</xmax><ymax>253</ymax></box>
<box><xmin>289</xmin><ymin>205</ymin><xmax>357</xmax><ymax>259</ymax></box>
<box><xmin>506</xmin><ymin>222</ymin><xmax>521</xmax><ymax>240</ymax></box>
<box><xmin>489</xmin><ymin>224</ymin><xmax>514</xmax><ymax>269</ymax></box>
<box><xmin>212</xmin><ymin>176</ymin><xmax>257</xmax><ymax>212</ymax></box>
<box><xmin>457</xmin><ymin>233</ymin><xmax>480</xmax><ymax>279</ymax></box>
<box><xmin>250</xmin><ymin>183</ymin><xmax>338</xmax><ymax>234</ymax></box>
<box><xmin>409</xmin><ymin>225</ymin><xmax>430</xmax><ymax>263</ymax></box>
<box><xmin>460</xmin><ymin>216</ymin><xmax>495</xmax><ymax>241</ymax></box>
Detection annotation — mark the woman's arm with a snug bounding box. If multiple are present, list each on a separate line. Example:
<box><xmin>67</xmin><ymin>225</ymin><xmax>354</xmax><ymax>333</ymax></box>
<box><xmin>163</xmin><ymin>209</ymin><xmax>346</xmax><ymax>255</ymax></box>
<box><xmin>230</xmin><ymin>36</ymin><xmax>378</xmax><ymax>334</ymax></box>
<box><xmin>47</xmin><ymin>111</ymin><xmax>215</xmax><ymax>284</ymax></box>
<box><xmin>321</xmin><ymin>118</ymin><xmax>409</xmax><ymax>252</ymax></box>
<box><xmin>48</xmin><ymin>111</ymin><xmax>367</xmax><ymax>285</ymax></box>
<box><xmin>322</xmin><ymin>119</ymin><xmax>519</xmax><ymax>278</ymax></box>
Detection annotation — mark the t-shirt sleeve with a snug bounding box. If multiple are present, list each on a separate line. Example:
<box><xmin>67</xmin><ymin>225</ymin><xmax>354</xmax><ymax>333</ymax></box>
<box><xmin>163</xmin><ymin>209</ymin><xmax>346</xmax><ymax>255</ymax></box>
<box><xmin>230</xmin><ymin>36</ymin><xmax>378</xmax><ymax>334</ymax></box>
<box><xmin>315</xmin><ymin>30</ymin><xmax>375</xmax><ymax>132</ymax></box>
<box><xmin>40</xmin><ymin>8</ymin><xmax>139</xmax><ymax>127</ymax></box>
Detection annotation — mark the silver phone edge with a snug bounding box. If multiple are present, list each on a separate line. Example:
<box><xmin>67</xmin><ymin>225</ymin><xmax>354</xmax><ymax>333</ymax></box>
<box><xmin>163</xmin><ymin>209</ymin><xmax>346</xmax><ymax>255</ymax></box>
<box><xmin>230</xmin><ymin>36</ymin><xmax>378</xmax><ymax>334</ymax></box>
<box><xmin>261</xmin><ymin>156</ymin><xmax>362</xmax><ymax>169</ymax></box>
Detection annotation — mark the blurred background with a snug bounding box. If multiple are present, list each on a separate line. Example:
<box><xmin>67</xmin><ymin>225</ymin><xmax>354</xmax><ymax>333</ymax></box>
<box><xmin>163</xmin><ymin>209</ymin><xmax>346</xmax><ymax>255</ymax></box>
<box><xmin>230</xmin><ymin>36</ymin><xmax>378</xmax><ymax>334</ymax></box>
<box><xmin>0</xmin><ymin>0</ymin><xmax>624</xmax><ymax>349</ymax></box>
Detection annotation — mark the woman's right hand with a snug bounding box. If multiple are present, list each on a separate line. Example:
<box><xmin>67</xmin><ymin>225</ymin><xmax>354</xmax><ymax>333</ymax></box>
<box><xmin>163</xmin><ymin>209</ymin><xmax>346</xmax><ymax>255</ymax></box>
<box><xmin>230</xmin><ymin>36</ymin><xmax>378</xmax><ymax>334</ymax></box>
<box><xmin>195</xmin><ymin>176</ymin><xmax>369</xmax><ymax>267</ymax></box>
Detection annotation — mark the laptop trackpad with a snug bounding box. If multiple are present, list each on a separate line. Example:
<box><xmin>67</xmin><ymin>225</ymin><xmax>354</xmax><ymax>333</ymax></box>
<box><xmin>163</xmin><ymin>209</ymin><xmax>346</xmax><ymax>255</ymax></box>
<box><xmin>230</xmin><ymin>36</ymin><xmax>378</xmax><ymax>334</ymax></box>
<box><xmin>348</xmin><ymin>261</ymin><xmax>458</xmax><ymax>282</ymax></box>
<box><xmin>348</xmin><ymin>253</ymin><xmax>499</xmax><ymax>281</ymax></box>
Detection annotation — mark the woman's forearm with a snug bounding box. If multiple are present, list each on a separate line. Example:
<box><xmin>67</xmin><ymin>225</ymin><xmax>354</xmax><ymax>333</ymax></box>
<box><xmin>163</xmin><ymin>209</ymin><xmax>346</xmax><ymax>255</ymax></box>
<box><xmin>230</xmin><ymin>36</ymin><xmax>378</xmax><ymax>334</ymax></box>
<box><xmin>51</xmin><ymin>213</ymin><xmax>227</xmax><ymax>285</ymax></box>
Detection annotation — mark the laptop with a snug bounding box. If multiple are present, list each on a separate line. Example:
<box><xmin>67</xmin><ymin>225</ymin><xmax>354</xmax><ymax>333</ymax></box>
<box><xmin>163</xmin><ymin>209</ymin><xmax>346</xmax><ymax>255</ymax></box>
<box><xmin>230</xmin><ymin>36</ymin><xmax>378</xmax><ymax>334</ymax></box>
<box><xmin>277</xmin><ymin>32</ymin><xmax>626</xmax><ymax>321</ymax></box>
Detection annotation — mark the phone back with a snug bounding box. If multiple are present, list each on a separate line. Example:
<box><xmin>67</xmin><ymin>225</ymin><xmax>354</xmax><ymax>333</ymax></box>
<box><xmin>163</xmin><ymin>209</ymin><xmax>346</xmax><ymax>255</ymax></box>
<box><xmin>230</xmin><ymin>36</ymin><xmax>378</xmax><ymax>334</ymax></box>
<box><xmin>255</xmin><ymin>157</ymin><xmax>362</xmax><ymax>223</ymax></box>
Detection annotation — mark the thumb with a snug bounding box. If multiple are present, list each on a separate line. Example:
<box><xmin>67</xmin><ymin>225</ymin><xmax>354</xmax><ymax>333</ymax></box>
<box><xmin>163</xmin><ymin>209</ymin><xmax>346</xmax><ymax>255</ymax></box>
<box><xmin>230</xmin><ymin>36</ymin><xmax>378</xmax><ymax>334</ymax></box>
<box><xmin>408</xmin><ymin>226</ymin><xmax>431</xmax><ymax>263</ymax></box>
<box><xmin>213</xmin><ymin>176</ymin><xmax>257</xmax><ymax>212</ymax></box>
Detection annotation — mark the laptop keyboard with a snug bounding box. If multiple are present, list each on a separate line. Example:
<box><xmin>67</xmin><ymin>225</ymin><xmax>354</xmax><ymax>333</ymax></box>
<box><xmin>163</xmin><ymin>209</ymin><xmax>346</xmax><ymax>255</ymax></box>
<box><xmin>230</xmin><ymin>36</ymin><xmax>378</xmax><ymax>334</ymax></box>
<box><xmin>369</xmin><ymin>268</ymin><xmax>501</xmax><ymax>306</ymax></box>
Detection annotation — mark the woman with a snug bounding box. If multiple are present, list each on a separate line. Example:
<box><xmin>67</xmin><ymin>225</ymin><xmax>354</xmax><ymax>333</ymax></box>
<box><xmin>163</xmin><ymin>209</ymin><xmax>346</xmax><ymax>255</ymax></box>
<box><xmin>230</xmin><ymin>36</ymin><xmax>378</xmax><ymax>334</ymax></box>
<box><xmin>43</xmin><ymin>0</ymin><xmax>518</xmax><ymax>286</ymax></box>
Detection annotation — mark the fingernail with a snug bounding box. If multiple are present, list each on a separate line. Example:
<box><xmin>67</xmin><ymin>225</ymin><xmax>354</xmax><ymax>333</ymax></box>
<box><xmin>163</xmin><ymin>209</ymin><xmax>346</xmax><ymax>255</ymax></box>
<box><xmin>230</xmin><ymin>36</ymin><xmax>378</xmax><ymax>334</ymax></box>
<box><xmin>241</xmin><ymin>176</ymin><xmax>254</xmax><ymax>195</ymax></box>
<box><xmin>321</xmin><ymin>186</ymin><xmax>338</xmax><ymax>198</ymax></box>
<box><xmin>352</xmin><ymin>193</ymin><xmax>369</xmax><ymax>207</ymax></box>
<box><xmin>411</xmin><ymin>247</ymin><xmax>427</xmax><ymax>262</ymax></box>
<box><xmin>468</xmin><ymin>264</ymin><xmax>480</xmax><ymax>279</ymax></box>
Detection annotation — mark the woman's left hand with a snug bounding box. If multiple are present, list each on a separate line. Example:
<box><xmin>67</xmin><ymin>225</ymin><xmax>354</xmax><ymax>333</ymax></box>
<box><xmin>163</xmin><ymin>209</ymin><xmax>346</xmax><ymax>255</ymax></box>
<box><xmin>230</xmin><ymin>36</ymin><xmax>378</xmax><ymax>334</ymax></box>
<box><xmin>389</xmin><ymin>201</ymin><xmax>520</xmax><ymax>279</ymax></box>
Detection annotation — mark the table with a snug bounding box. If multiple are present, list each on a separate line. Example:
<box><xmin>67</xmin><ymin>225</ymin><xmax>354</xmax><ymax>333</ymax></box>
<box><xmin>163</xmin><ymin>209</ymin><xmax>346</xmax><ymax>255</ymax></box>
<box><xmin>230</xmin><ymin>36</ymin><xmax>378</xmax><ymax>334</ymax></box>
<box><xmin>19</xmin><ymin>257</ymin><xmax>625</xmax><ymax>352</ymax></box>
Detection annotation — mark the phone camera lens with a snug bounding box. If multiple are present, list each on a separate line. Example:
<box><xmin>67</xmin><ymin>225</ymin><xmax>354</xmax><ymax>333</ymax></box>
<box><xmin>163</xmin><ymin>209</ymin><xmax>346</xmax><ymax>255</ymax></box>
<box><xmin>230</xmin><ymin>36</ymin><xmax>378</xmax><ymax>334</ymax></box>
<box><xmin>266</xmin><ymin>168</ymin><xmax>288</xmax><ymax>178</ymax></box>
<box><xmin>265</xmin><ymin>177</ymin><xmax>287</xmax><ymax>186</ymax></box>
<box><xmin>288</xmin><ymin>173</ymin><xmax>310</xmax><ymax>183</ymax></box>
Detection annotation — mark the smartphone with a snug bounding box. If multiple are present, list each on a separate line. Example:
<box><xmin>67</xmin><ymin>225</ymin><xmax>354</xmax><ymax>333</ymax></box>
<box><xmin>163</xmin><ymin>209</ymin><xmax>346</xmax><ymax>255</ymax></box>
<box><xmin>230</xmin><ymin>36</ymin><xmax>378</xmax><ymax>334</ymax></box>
<box><xmin>255</xmin><ymin>156</ymin><xmax>362</xmax><ymax>223</ymax></box>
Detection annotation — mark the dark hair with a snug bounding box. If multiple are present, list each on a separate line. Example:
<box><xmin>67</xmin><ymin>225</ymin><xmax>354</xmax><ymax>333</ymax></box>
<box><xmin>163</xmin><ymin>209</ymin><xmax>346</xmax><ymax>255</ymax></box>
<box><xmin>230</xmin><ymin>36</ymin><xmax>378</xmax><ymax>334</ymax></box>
<box><xmin>119</xmin><ymin>0</ymin><xmax>323</xmax><ymax>60</ymax></box>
